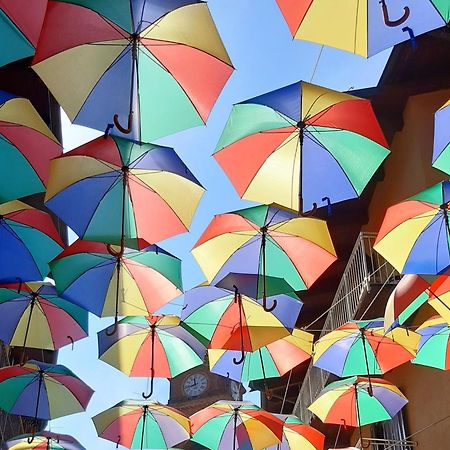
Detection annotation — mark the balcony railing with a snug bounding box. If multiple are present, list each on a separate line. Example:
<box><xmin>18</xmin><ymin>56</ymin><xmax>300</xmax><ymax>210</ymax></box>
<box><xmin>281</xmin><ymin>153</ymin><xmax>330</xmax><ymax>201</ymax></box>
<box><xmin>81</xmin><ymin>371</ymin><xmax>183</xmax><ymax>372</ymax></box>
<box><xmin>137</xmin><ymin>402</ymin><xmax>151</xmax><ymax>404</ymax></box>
<box><xmin>293</xmin><ymin>232</ymin><xmax>398</xmax><ymax>423</ymax></box>
<box><xmin>355</xmin><ymin>438</ymin><xmax>417</xmax><ymax>449</ymax></box>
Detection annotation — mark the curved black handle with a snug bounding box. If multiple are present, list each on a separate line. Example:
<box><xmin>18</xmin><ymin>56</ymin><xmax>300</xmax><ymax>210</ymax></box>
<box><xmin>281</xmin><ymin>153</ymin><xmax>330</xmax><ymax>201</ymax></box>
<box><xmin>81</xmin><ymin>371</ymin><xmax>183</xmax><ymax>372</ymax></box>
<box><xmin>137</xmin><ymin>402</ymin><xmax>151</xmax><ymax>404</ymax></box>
<box><xmin>380</xmin><ymin>1</ymin><xmax>410</xmax><ymax>27</ymax></box>
<box><xmin>115</xmin><ymin>435</ymin><xmax>121</xmax><ymax>448</ymax></box>
<box><xmin>105</xmin><ymin>317</ymin><xmax>119</xmax><ymax>336</ymax></box>
<box><xmin>262</xmin><ymin>297</ymin><xmax>277</xmax><ymax>312</ymax></box>
<box><xmin>113</xmin><ymin>113</ymin><xmax>133</xmax><ymax>134</ymax></box>
<box><xmin>142</xmin><ymin>376</ymin><xmax>154</xmax><ymax>399</ymax></box>
<box><xmin>233</xmin><ymin>349</ymin><xmax>245</xmax><ymax>365</ymax></box>
<box><xmin>299</xmin><ymin>202</ymin><xmax>318</xmax><ymax>217</ymax></box>
<box><xmin>27</xmin><ymin>435</ymin><xmax>35</xmax><ymax>444</ymax></box>
<box><xmin>67</xmin><ymin>335</ymin><xmax>74</xmax><ymax>350</ymax></box>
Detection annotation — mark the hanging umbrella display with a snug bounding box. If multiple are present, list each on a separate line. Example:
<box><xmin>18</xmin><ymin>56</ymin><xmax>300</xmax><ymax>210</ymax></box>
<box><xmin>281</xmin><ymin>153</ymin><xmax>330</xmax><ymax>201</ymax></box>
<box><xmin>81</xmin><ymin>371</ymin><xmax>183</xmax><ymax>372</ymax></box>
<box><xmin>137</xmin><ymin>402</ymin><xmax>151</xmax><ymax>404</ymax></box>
<box><xmin>0</xmin><ymin>282</ymin><xmax>88</xmax><ymax>354</ymax></box>
<box><xmin>192</xmin><ymin>204</ymin><xmax>336</xmax><ymax>311</ymax></box>
<box><xmin>432</xmin><ymin>99</ymin><xmax>450</xmax><ymax>174</ymax></box>
<box><xmin>45</xmin><ymin>135</ymin><xmax>204</xmax><ymax>249</ymax></box>
<box><xmin>275</xmin><ymin>0</ymin><xmax>447</xmax><ymax>58</ymax></box>
<box><xmin>412</xmin><ymin>315</ymin><xmax>450</xmax><ymax>370</ymax></box>
<box><xmin>0</xmin><ymin>90</ymin><xmax>62</xmax><ymax>203</ymax></box>
<box><xmin>374</xmin><ymin>181</ymin><xmax>450</xmax><ymax>275</ymax></box>
<box><xmin>426</xmin><ymin>275</ymin><xmax>450</xmax><ymax>324</ymax></box>
<box><xmin>0</xmin><ymin>200</ymin><xmax>64</xmax><ymax>284</ymax></box>
<box><xmin>98</xmin><ymin>315</ymin><xmax>205</xmax><ymax>398</ymax></box>
<box><xmin>4</xmin><ymin>431</ymin><xmax>86</xmax><ymax>450</ymax></box>
<box><xmin>265</xmin><ymin>415</ymin><xmax>325</xmax><ymax>450</ymax></box>
<box><xmin>32</xmin><ymin>1</ymin><xmax>233</xmax><ymax>142</ymax></box>
<box><xmin>93</xmin><ymin>400</ymin><xmax>190</xmax><ymax>450</ymax></box>
<box><xmin>213</xmin><ymin>81</ymin><xmax>389</xmax><ymax>213</ymax></box>
<box><xmin>190</xmin><ymin>401</ymin><xmax>283</xmax><ymax>450</ymax></box>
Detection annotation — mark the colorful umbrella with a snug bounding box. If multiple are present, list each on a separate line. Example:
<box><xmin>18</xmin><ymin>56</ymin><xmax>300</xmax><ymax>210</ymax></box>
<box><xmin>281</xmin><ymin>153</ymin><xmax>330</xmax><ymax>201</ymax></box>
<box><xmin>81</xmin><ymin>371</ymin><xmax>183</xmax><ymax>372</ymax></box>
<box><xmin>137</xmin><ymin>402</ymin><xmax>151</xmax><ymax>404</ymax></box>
<box><xmin>0</xmin><ymin>90</ymin><xmax>62</xmax><ymax>204</ymax></box>
<box><xmin>98</xmin><ymin>315</ymin><xmax>205</xmax><ymax>398</ymax></box>
<box><xmin>32</xmin><ymin>1</ymin><xmax>233</xmax><ymax>142</ymax></box>
<box><xmin>426</xmin><ymin>275</ymin><xmax>450</xmax><ymax>324</ymax></box>
<box><xmin>0</xmin><ymin>1</ymin><xmax>48</xmax><ymax>68</ymax></box>
<box><xmin>214</xmin><ymin>81</ymin><xmax>389</xmax><ymax>213</ymax></box>
<box><xmin>275</xmin><ymin>0</ymin><xmax>447</xmax><ymax>58</ymax></box>
<box><xmin>432</xmin><ymin>99</ymin><xmax>450</xmax><ymax>174</ymax></box>
<box><xmin>0</xmin><ymin>282</ymin><xmax>88</xmax><ymax>353</ymax></box>
<box><xmin>0</xmin><ymin>200</ymin><xmax>64</xmax><ymax>284</ymax></box>
<box><xmin>265</xmin><ymin>415</ymin><xmax>325</xmax><ymax>450</ymax></box>
<box><xmin>374</xmin><ymin>181</ymin><xmax>450</xmax><ymax>275</ymax></box>
<box><xmin>93</xmin><ymin>400</ymin><xmax>190</xmax><ymax>450</ymax></box>
<box><xmin>4</xmin><ymin>432</ymin><xmax>86</xmax><ymax>449</ymax></box>
<box><xmin>412</xmin><ymin>315</ymin><xmax>450</xmax><ymax>370</ymax></box>
<box><xmin>45</xmin><ymin>135</ymin><xmax>204</xmax><ymax>249</ymax></box>
<box><xmin>192</xmin><ymin>204</ymin><xmax>336</xmax><ymax>310</ymax></box>
<box><xmin>190</xmin><ymin>401</ymin><xmax>283</xmax><ymax>450</ymax></box>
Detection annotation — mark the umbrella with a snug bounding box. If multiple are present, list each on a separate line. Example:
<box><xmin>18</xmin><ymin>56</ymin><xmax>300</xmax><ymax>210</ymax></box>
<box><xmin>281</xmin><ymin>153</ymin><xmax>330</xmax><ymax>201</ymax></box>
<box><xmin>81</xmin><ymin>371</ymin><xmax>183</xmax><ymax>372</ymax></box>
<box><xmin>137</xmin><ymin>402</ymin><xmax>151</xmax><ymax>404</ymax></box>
<box><xmin>190</xmin><ymin>400</ymin><xmax>283</xmax><ymax>450</ymax></box>
<box><xmin>0</xmin><ymin>282</ymin><xmax>88</xmax><ymax>355</ymax></box>
<box><xmin>93</xmin><ymin>400</ymin><xmax>190</xmax><ymax>450</ymax></box>
<box><xmin>412</xmin><ymin>315</ymin><xmax>450</xmax><ymax>370</ymax></box>
<box><xmin>0</xmin><ymin>200</ymin><xmax>64</xmax><ymax>284</ymax></box>
<box><xmin>181</xmin><ymin>286</ymin><xmax>301</xmax><ymax>364</ymax></box>
<box><xmin>265</xmin><ymin>415</ymin><xmax>325</xmax><ymax>450</ymax></box>
<box><xmin>426</xmin><ymin>275</ymin><xmax>450</xmax><ymax>324</ymax></box>
<box><xmin>50</xmin><ymin>240</ymin><xmax>182</xmax><ymax>331</ymax></box>
<box><xmin>213</xmin><ymin>81</ymin><xmax>389</xmax><ymax>213</ymax></box>
<box><xmin>0</xmin><ymin>1</ymin><xmax>47</xmax><ymax>68</ymax></box>
<box><xmin>192</xmin><ymin>204</ymin><xmax>336</xmax><ymax>311</ymax></box>
<box><xmin>275</xmin><ymin>0</ymin><xmax>446</xmax><ymax>58</ymax></box>
<box><xmin>432</xmin><ymin>99</ymin><xmax>450</xmax><ymax>174</ymax></box>
<box><xmin>3</xmin><ymin>432</ymin><xmax>85</xmax><ymax>449</ymax></box>
<box><xmin>374</xmin><ymin>181</ymin><xmax>450</xmax><ymax>275</ymax></box>
<box><xmin>0</xmin><ymin>90</ymin><xmax>62</xmax><ymax>203</ymax></box>
<box><xmin>32</xmin><ymin>1</ymin><xmax>233</xmax><ymax>142</ymax></box>
<box><xmin>98</xmin><ymin>315</ymin><xmax>205</xmax><ymax>398</ymax></box>
<box><xmin>45</xmin><ymin>135</ymin><xmax>204</xmax><ymax>249</ymax></box>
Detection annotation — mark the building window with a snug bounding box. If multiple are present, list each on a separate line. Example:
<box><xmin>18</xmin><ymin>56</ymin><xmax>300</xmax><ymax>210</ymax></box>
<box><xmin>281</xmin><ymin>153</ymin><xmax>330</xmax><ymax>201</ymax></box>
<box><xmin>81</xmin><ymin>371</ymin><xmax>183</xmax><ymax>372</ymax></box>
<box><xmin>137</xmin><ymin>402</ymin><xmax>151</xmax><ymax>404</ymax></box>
<box><xmin>370</xmin><ymin>411</ymin><xmax>415</xmax><ymax>449</ymax></box>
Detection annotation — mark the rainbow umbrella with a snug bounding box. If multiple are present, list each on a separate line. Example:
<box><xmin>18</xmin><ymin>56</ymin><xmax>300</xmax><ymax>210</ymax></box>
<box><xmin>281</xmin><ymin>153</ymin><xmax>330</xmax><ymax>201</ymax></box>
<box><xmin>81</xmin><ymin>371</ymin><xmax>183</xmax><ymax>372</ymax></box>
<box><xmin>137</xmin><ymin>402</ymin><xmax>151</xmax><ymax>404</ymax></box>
<box><xmin>190</xmin><ymin>401</ymin><xmax>283</xmax><ymax>450</ymax></box>
<box><xmin>275</xmin><ymin>0</ymin><xmax>447</xmax><ymax>58</ymax></box>
<box><xmin>93</xmin><ymin>400</ymin><xmax>190</xmax><ymax>450</ymax></box>
<box><xmin>374</xmin><ymin>181</ymin><xmax>450</xmax><ymax>275</ymax></box>
<box><xmin>265</xmin><ymin>415</ymin><xmax>325</xmax><ymax>450</ymax></box>
<box><xmin>0</xmin><ymin>1</ymin><xmax>47</xmax><ymax>68</ymax></box>
<box><xmin>214</xmin><ymin>81</ymin><xmax>389</xmax><ymax>213</ymax></box>
<box><xmin>412</xmin><ymin>316</ymin><xmax>450</xmax><ymax>370</ymax></box>
<box><xmin>45</xmin><ymin>135</ymin><xmax>204</xmax><ymax>249</ymax></box>
<box><xmin>98</xmin><ymin>315</ymin><xmax>205</xmax><ymax>398</ymax></box>
<box><xmin>32</xmin><ymin>1</ymin><xmax>233</xmax><ymax>142</ymax></box>
<box><xmin>192</xmin><ymin>204</ymin><xmax>336</xmax><ymax>311</ymax></box>
<box><xmin>432</xmin><ymin>99</ymin><xmax>450</xmax><ymax>174</ymax></box>
<box><xmin>426</xmin><ymin>275</ymin><xmax>450</xmax><ymax>324</ymax></box>
<box><xmin>0</xmin><ymin>90</ymin><xmax>62</xmax><ymax>203</ymax></box>
<box><xmin>4</xmin><ymin>432</ymin><xmax>85</xmax><ymax>449</ymax></box>
<box><xmin>0</xmin><ymin>200</ymin><xmax>64</xmax><ymax>284</ymax></box>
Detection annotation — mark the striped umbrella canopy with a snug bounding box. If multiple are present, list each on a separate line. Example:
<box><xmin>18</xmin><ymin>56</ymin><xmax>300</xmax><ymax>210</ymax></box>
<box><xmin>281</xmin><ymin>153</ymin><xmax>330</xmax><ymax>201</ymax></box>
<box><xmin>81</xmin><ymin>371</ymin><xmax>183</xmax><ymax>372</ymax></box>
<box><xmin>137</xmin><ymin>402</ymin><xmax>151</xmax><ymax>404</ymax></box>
<box><xmin>374</xmin><ymin>181</ymin><xmax>450</xmax><ymax>275</ymax></box>
<box><xmin>45</xmin><ymin>135</ymin><xmax>204</xmax><ymax>249</ymax></box>
<box><xmin>0</xmin><ymin>200</ymin><xmax>64</xmax><ymax>284</ymax></box>
<box><xmin>426</xmin><ymin>275</ymin><xmax>450</xmax><ymax>324</ymax></box>
<box><xmin>0</xmin><ymin>90</ymin><xmax>62</xmax><ymax>203</ymax></box>
<box><xmin>31</xmin><ymin>1</ymin><xmax>233</xmax><ymax>142</ymax></box>
<box><xmin>275</xmin><ymin>0</ymin><xmax>447</xmax><ymax>58</ymax></box>
<box><xmin>0</xmin><ymin>282</ymin><xmax>88</xmax><ymax>351</ymax></box>
<box><xmin>3</xmin><ymin>432</ymin><xmax>85</xmax><ymax>449</ymax></box>
<box><xmin>213</xmin><ymin>81</ymin><xmax>389</xmax><ymax>213</ymax></box>
<box><xmin>93</xmin><ymin>400</ymin><xmax>190</xmax><ymax>450</ymax></box>
<box><xmin>433</xmin><ymin>99</ymin><xmax>450</xmax><ymax>174</ymax></box>
<box><xmin>0</xmin><ymin>1</ymin><xmax>48</xmax><ymax>68</ymax></box>
<box><xmin>412</xmin><ymin>315</ymin><xmax>450</xmax><ymax>370</ymax></box>
<box><xmin>190</xmin><ymin>401</ymin><xmax>283</xmax><ymax>450</ymax></box>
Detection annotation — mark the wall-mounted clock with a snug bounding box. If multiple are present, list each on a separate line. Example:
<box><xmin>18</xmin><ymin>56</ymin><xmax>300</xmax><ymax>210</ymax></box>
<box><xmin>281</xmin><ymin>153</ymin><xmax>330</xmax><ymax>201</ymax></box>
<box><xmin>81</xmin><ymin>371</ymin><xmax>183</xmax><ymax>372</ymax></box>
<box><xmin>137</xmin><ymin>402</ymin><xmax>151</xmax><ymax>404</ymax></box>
<box><xmin>182</xmin><ymin>372</ymin><xmax>208</xmax><ymax>397</ymax></box>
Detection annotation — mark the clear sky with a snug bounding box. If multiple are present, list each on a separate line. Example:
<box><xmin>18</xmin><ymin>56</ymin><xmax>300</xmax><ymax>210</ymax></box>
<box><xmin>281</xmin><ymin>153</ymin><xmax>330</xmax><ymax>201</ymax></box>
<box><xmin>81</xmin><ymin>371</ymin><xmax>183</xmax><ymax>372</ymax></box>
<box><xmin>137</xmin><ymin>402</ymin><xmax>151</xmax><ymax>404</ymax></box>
<box><xmin>48</xmin><ymin>0</ymin><xmax>390</xmax><ymax>448</ymax></box>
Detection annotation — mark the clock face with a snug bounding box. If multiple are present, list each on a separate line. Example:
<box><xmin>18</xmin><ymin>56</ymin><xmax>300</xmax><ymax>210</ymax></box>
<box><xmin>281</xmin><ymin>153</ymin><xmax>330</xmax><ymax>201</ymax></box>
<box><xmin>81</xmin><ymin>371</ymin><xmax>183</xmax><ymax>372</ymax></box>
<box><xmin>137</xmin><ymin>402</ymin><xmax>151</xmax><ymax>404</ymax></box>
<box><xmin>230</xmin><ymin>380</ymin><xmax>240</xmax><ymax>400</ymax></box>
<box><xmin>182</xmin><ymin>373</ymin><xmax>208</xmax><ymax>397</ymax></box>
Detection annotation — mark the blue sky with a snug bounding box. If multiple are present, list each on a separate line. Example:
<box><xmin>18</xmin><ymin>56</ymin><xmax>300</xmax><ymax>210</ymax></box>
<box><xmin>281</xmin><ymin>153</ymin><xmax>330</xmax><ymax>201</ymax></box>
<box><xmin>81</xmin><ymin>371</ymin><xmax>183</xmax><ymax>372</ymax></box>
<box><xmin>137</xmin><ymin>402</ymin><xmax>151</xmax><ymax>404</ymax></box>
<box><xmin>49</xmin><ymin>0</ymin><xmax>390</xmax><ymax>448</ymax></box>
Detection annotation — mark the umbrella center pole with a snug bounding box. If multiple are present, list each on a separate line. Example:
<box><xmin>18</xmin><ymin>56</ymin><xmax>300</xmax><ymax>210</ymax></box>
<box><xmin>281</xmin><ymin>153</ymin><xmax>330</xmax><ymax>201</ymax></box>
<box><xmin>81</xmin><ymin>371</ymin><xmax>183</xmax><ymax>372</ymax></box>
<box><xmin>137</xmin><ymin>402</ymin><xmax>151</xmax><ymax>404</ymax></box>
<box><xmin>441</xmin><ymin>203</ymin><xmax>450</xmax><ymax>236</ymax></box>
<box><xmin>233</xmin><ymin>407</ymin><xmax>239</xmax><ymax>450</ymax></box>
<box><xmin>140</xmin><ymin>405</ymin><xmax>148</xmax><ymax>450</ymax></box>
<box><xmin>143</xmin><ymin>324</ymin><xmax>156</xmax><ymax>398</ymax></box>
<box><xmin>258</xmin><ymin>348</ymin><xmax>272</xmax><ymax>400</ymax></box>
<box><xmin>260</xmin><ymin>228</ymin><xmax>277</xmax><ymax>312</ymax></box>
<box><xmin>20</xmin><ymin>292</ymin><xmax>38</xmax><ymax>365</ymax></box>
<box><xmin>27</xmin><ymin>369</ymin><xmax>44</xmax><ymax>444</ymax></box>
<box><xmin>360</xmin><ymin>330</ymin><xmax>374</xmax><ymax>396</ymax></box>
<box><xmin>232</xmin><ymin>286</ymin><xmax>245</xmax><ymax>365</ymax></box>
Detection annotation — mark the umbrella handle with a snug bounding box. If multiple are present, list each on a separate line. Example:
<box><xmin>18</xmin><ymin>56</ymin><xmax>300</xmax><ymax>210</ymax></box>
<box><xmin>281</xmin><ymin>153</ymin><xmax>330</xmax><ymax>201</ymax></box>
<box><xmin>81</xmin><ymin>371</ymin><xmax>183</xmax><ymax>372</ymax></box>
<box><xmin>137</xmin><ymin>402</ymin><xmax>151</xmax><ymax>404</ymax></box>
<box><xmin>67</xmin><ymin>335</ymin><xmax>74</xmax><ymax>350</ymax></box>
<box><xmin>142</xmin><ymin>375</ymin><xmax>154</xmax><ymax>399</ymax></box>
<box><xmin>262</xmin><ymin>297</ymin><xmax>277</xmax><ymax>312</ymax></box>
<box><xmin>115</xmin><ymin>436</ymin><xmax>121</xmax><ymax>448</ymax></box>
<box><xmin>233</xmin><ymin>349</ymin><xmax>245</xmax><ymax>365</ymax></box>
<box><xmin>113</xmin><ymin>113</ymin><xmax>133</xmax><ymax>134</ymax></box>
<box><xmin>299</xmin><ymin>201</ymin><xmax>317</xmax><ymax>217</ymax></box>
<box><xmin>105</xmin><ymin>317</ymin><xmax>119</xmax><ymax>336</ymax></box>
<box><xmin>380</xmin><ymin>0</ymin><xmax>410</xmax><ymax>27</ymax></box>
<box><xmin>104</xmin><ymin>123</ymin><xmax>114</xmax><ymax>137</ymax></box>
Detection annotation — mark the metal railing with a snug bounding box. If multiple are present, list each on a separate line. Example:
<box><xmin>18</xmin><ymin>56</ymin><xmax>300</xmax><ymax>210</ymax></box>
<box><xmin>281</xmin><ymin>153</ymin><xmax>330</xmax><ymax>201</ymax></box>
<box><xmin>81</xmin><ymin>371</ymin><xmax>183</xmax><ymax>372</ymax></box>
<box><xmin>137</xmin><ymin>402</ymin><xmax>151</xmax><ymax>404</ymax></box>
<box><xmin>294</xmin><ymin>232</ymin><xmax>398</xmax><ymax>422</ymax></box>
<box><xmin>355</xmin><ymin>438</ymin><xmax>417</xmax><ymax>449</ymax></box>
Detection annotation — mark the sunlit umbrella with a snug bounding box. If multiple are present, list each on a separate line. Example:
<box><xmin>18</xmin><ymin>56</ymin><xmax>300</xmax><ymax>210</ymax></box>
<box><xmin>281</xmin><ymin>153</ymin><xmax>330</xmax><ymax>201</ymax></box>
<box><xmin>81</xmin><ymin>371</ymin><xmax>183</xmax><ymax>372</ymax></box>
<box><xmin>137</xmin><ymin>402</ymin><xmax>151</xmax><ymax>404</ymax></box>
<box><xmin>426</xmin><ymin>275</ymin><xmax>450</xmax><ymax>324</ymax></box>
<box><xmin>3</xmin><ymin>431</ymin><xmax>85</xmax><ymax>449</ymax></box>
<box><xmin>432</xmin><ymin>99</ymin><xmax>450</xmax><ymax>174</ymax></box>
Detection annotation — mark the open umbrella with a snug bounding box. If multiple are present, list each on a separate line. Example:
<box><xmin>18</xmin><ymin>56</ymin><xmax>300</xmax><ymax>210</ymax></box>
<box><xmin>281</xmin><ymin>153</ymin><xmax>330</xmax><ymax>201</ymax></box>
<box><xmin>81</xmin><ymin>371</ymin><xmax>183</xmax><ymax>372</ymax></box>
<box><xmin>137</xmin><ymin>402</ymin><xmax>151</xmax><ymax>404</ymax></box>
<box><xmin>32</xmin><ymin>1</ymin><xmax>233</xmax><ymax>142</ymax></box>
<box><xmin>4</xmin><ymin>432</ymin><xmax>85</xmax><ymax>450</ymax></box>
<box><xmin>214</xmin><ymin>81</ymin><xmax>389</xmax><ymax>213</ymax></box>
<box><xmin>45</xmin><ymin>135</ymin><xmax>204</xmax><ymax>249</ymax></box>
<box><xmin>426</xmin><ymin>275</ymin><xmax>450</xmax><ymax>324</ymax></box>
<box><xmin>0</xmin><ymin>90</ymin><xmax>62</xmax><ymax>204</ymax></box>
<box><xmin>93</xmin><ymin>400</ymin><xmax>190</xmax><ymax>450</ymax></box>
<box><xmin>275</xmin><ymin>0</ymin><xmax>447</xmax><ymax>58</ymax></box>
<box><xmin>0</xmin><ymin>200</ymin><xmax>64</xmax><ymax>284</ymax></box>
<box><xmin>432</xmin><ymin>99</ymin><xmax>450</xmax><ymax>174</ymax></box>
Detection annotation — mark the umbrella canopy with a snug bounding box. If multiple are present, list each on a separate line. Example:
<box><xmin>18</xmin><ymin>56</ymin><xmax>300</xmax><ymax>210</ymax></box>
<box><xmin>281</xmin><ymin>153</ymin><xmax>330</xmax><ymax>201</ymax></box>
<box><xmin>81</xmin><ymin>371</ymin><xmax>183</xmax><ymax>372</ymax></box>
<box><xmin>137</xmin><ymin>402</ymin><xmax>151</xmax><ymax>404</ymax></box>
<box><xmin>432</xmin><ymin>99</ymin><xmax>450</xmax><ymax>174</ymax></box>
<box><xmin>213</xmin><ymin>81</ymin><xmax>389</xmax><ymax>212</ymax></box>
<box><xmin>50</xmin><ymin>240</ymin><xmax>182</xmax><ymax>318</ymax></box>
<box><xmin>93</xmin><ymin>400</ymin><xmax>190</xmax><ymax>450</ymax></box>
<box><xmin>0</xmin><ymin>90</ymin><xmax>62</xmax><ymax>204</ymax></box>
<box><xmin>0</xmin><ymin>1</ymin><xmax>47</xmax><ymax>68</ymax></box>
<box><xmin>32</xmin><ymin>1</ymin><xmax>233</xmax><ymax>142</ymax></box>
<box><xmin>308</xmin><ymin>376</ymin><xmax>408</xmax><ymax>427</ymax></box>
<box><xmin>0</xmin><ymin>200</ymin><xmax>64</xmax><ymax>283</ymax></box>
<box><xmin>0</xmin><ymin>281</ymin><xmax>88</xmax><ymax>351</ymax></box>
<box><xmin>208</xmin><ymin>329</ymin><xmax>313</xmax><ymax>382</ymax></box>
<box><xmin>190</xmin><ymin>401</ymin><xmax>283</xmax><ymax>450</ymax></box>
<box><xmin>374</xmin><ymin>181</ymin><xmax>450</xmax><ymax>275</ymax></box>
<box><xmin>3</xmin><ymin>432</ymin><xmax>85</xmax><ymax>449</ymax></box>
<box><xmin>265</xmin><ymin>415</ymin><xmax>325</xmax><ymax>450</ymax></box>
<box><xmin>45</xmin><ymin>135</ymin><xmax>204</xmax><ymax>249</ymax></box>
<box><xmin>427</xmin><ymin>275</ymin><xmax>450</xmax><ymax>324</ymax></box>
<box><xmin>275</xmin><ymin>0</ymin><xmax>446</xmax><ymax>58</ymax></box>
<box><xmin>412</xmin><ymin>315</ymin><xmax>450</xmax><ymax>370</ymax></box>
